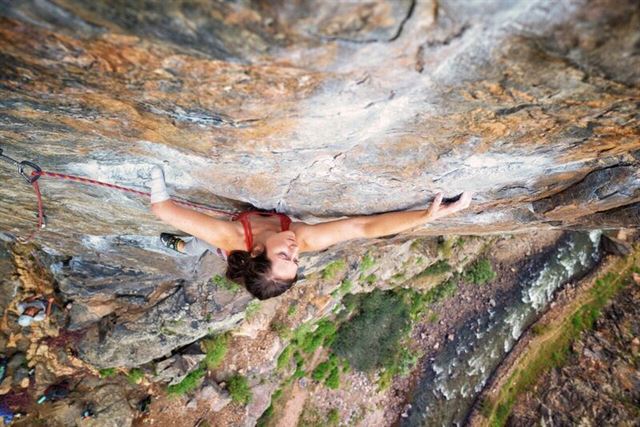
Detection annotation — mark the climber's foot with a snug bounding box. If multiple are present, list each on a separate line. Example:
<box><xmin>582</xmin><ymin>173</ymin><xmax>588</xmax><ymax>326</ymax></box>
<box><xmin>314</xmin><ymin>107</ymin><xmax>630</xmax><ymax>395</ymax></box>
<box><xmin>160</xmin><ymin>233</ymin><xmax>186</xmax><ymax>253</ymax></box>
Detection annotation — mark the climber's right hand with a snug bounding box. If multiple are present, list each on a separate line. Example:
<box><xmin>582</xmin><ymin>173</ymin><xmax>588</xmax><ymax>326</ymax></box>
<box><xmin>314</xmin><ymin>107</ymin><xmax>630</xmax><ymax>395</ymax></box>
<box><xmin>425</xmin><ymin>191</ymin><xmax>473</xmax><ymax>220</ymax></box>
<box><xmin>148</xmin><ymin>165</ymin><xmax>170</xmax><ymax>204</ymax></box>
<box><xmin>149</xmin><ymin>165</ymin><xmax>165</xmax><ymax>182</ymax></box>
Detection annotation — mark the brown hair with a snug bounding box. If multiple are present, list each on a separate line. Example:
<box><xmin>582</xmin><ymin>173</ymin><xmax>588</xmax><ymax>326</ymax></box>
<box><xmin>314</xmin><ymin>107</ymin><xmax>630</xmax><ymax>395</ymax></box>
<box><xmin>225</xmin><ymin>250</ymin><xmax>297</xmax><ymax>300</ymax></box>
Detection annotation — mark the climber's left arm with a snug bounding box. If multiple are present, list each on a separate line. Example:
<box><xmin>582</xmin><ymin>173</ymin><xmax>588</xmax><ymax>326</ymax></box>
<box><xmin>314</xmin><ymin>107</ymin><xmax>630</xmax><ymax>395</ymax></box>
<box><xmin>295</xmin><ymin>191</ymin><xmax>473</xmax><ymax>253</ymax></box>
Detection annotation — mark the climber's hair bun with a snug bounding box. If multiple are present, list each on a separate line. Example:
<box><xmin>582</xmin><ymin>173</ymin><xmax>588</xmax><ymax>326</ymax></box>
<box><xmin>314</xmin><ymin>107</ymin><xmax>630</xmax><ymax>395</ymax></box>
<box><xmin>226</xmin><ymin>250</ymin><xmax>297</xmax><ymax>300</ymax></box>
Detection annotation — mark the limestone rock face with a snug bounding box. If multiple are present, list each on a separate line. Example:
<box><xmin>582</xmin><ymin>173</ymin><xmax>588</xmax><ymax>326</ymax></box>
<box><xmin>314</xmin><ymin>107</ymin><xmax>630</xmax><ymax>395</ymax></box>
<box><xmin>0</xmin><ymin>0</ymin><xmax>638</xmax><ymax>367</ymax></box>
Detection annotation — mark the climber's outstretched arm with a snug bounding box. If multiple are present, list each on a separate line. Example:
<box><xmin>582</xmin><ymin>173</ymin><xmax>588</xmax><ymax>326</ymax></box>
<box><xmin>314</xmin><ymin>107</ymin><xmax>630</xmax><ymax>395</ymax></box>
<box><xmin>151</xmin><ymin>200</ymin><xmax>237</xmax><ymax>251</ymax></box>
<box><xmin>296</xmin><ymin>191</ymin><xmax>473</xmax><ymax>253</ymax></box>
<box><xmin>147</xmin><ymin>166</ymin><xmax>237</xmax><ymax>251</ymax></box>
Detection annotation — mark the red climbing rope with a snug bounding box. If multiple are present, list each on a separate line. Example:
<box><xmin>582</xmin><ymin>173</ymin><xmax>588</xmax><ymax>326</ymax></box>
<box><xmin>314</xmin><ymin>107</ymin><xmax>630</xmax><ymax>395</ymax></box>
<box><xmin>32</xmin><ymin>170</ymin><xmax>233</xmax><ymax>214</ymax></box>
<box><xmin>15</xmin><ymin>169</ymin><xmax>236</xmax><ymax>243</ymax></box>
<box><xmin>0</xmin><ymin>147</ymin><xmax>236</xmax><ymax>243</ymax></box>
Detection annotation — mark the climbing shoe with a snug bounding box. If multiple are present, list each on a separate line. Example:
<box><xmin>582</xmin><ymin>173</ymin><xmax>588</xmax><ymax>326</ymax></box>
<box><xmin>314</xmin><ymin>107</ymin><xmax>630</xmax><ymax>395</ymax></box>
<box><xmin>160</xmin><ymin>233</ymin><xmax>185</xmax><ymax>253</ymax></box>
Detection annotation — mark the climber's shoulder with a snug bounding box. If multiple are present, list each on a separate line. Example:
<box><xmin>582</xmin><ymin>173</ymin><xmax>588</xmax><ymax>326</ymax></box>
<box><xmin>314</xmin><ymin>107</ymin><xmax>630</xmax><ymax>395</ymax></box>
<box><xmin>290</xmin><ymin>218</ymin><xmax>367</xmax><ymax>253</ymax></box>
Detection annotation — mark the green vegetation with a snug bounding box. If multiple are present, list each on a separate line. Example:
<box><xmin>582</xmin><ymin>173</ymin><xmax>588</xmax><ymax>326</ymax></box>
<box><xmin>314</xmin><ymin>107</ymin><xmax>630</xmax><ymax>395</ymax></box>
<box><xmin>391</xmin><ymin>272</ymin><xmax>406</xmax><ymax>282</ymax></box>
<box><xmin>331</xmin><ymin>290</ymin><xmax>411</xmax><ymax>371</ymax></box>
<box><xmin>277</xmin><ymin>345</ymin><xmax>293</xmax><ymax>371</ymax></box>
<box><xmin>325</xmin><ymin>365</ymin><xmax>340</xmax><ymax>389</ymax></box>
<box><xmin>360</xmin><ymin>273</ymin><xmax>377</xmax><ymax>285</ymax></box>
<box><xmin>437</xmin><ymin>236</ymin><xmax>456</xmax><ymax>259</ymax></box>
<box><xmin>292</xmin><ymin>322</ymin><xmax>314</xmax><ymax>345</ymax></box>
<box><xmin>270</xmin><ymin>319</ymin><xmax>290</xmax><ymax>339</ymax></box>
<box><xmin>427</xmin><ymin>277</ymin><xmax>458</xmax><ymax>302</ymax></box>
<box><xmin>201</xmin><ymin>333</ymin><xmax>229</xmax><ymax>370</ymax></box>
<box><xmin>360</xmin><ymin>251</ymin><xmax>376</xmax><ymax>272</ymax></box>
<box><xmin>287</xmin><ymin>303</ymin><xmax>298</xmax><ymax>316</ymax></box>
<box><xmin>257</xmin><ymin>406</ymin><xmax>273</xmax><ymax>427</ymax></box>
<box><xmin>167</xmin><ymin>367</ymin><xmax>206</xmax><ymax>396</ymax></box>
<box><xmin>407</xmin><ymin>278</ymin><xmax>458</xmax><ymax>321</ymax></box>
<box><xmin>428</xmin><ymin>311</ymin><xmax>439</xmax><ymax>323</ymax></box>
<box><xmin>311</xmin><ymin>354</ymin><xmax>342</xmax><ymax>390</ymax></box>
<box><xmin>396</xmin><ymin>347</ymin><xmax>420</xmax><ymax>377</ymax></box>
<box><xmin>463</xmin><ymin>258</ymin><xmax>496</xmax><ymax>285</ymax></box>
<box><xmin>322</xmin><ymin>259</ymin><xmax>347</xmax><ymax>280</ymax></box>
<box><xmin>410</xmin><ymin>238</ymin><xmax>424</xmax><ymax>252</ymax></box>
<box><xmin>377</xmin><ymin>344</ymin><xmax>422</xmax><ymax>390</ymax></box>
<box><xmin>227</xmin><ymin>373</ymin><xmax>252</xmax><ymax>405</ymax></box>
<box><xmin>530</xmin><ymin>322</ymin><xmax>550</xmax><ymax>336</ymax></box>
<box><xmin>211</xmin><ymin>274</ymin><xmax>241</xmax><ymax>293</ymax></box>
<box><xmin>327</xmin><ymin>408</ymin><xmax>340</xmax><ymax>425</ymax></box>
<box><xmin>331</xmin><ymin>279</ymin><xmax>353</xmax><ymax>298</ymax></box>
<box><xmin>484</xmin><ymin>260</ymin><xmax>639</xmax><ymax>426</ymax></box>
<box><xmin>311</xmin><ymin>354</ymin><xmax>338</xmax><ymax>381</ymax></box>
<box><xmin>292</xmin><ymin>350</ymin><xmax>305</xmax><ymax>379</ymax></box>
<box><xmin>299</xmin><ymin>319</ymin><xmax>337</xmax><ymax>354</ymax></box>
<box><xmin>98</xmin><ymin>368</ymin><xmax>117</xmax><ymax>378</ymax></box>
<box><xmin>245</xmin><ymin>300</ymin><xmax>261</xmax><ymax>321</ymax></box>
<box><xmin>126</xmin><ymin>368</ymin><xmax>144</xmax><ymax>385</ymax></box>
<box><xmin>416</xmin><ymin>260</ymin><xmax>452</xmax><ymax>278</ymax></box>
<box><xmin>257</xmin><ymin>388</ymin><xmax>285</xmax><ymax>427</ymax></box>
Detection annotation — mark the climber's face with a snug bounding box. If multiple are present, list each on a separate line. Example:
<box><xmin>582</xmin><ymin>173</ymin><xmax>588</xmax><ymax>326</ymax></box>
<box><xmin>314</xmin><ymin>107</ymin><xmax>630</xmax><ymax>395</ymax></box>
<box><xmin>264</xmin><ymin>230</ymin><xmax>299</xmax><ymax>281</ymax></box>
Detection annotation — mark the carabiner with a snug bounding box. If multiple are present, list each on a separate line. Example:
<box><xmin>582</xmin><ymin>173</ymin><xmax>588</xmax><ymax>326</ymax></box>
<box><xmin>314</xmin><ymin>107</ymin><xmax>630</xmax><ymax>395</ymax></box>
<box><xmin>18</xmin><ymin>161</ymin><xmax>42</xmax><ymax>184</ymax></box>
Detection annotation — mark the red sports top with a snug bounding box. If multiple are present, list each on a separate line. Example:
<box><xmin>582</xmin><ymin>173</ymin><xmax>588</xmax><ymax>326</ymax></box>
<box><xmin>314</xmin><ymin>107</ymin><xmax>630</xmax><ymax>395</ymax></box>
<box><xmin>230</xmin><ymin>211</ymin><xmax>292</xmax><ymax>252</ymax></box>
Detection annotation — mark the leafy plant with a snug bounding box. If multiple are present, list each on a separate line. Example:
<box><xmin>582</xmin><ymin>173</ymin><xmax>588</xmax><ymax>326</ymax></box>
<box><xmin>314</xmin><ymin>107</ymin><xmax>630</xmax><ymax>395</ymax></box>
<box><xmin>201</xmin><ymin>333</ymin><xmax>229</xmax><ymax>370</ymax></box>
<box><xmin>312</xmin><ymin>360</ymin><xmax>333</xmax><ymax>381</ymax></box>
<box><xmin>331</xmin><ymin>279</ymin><xmax>353</xmax><ymax>297</ymax></box>
<box><xmin>245</xmin><ymin>300</ymin><xmax>261</xmax><ymax>321</ymax></box>
<box><xmin>126</xmin><ymin>368</ymin><xmax>144</xmax><ymax>385</ymax></box>
<box><xmin>322</xmin><ymin>259</ymin><xmax>347</xmax><ymax>280</ymax></box>
<box><xmin>327</xmin><ymin>408</ymin><xmax>340</xmax><ymax>425</ymax></box>
<box><xmin>292</xmin><ymin>351</ymin><xmax>305</xmax><ymax>379</ymax></box>
<box><xmin>361</xmin><ymin>273</ymin><xmax>377</xmax><ymax>285</ymax></box>
<box><xmin>301</xmin><ymin>319</ymin><xmax>337</xmax><ymax>354</ymax></box>
<box><xmin>360</xmin><ymin>252</ymin><xmax>375</xmax><ymax>272</ymax></box>
<box><xmin>287</xmin><ymin>303</ymin><xmax>298</xmax><ymax>316</ymax></box>
<box><xmin>463</xmin><ymin>258</ymin><xmax>496</xmax><ymax>285</ymax></box>
<box><xmin>407</xmin><ymin>279</ymin><xmax>458</xmax><ymax>321</ymax></box>
<box><xmin>98</xmin><ymin>368</ymin><xmax>117</xmax><ymax>378</ymax></box>
<box><xmin>325</xmin><ymin>365</ymin><xmax>340</xmax><ymax>389</ymax></box>
<box><xmin>416</xmin><ymin>260</ymin><xmax>451</xmax><ymax>278</ymax></box>
<box><xmin>437</xmin><ymin>237</ymin><xmax>455</xmax><ymax>259</ymax></box>
<box><xmin>167</xmin><ymin>367</ymin><xmax>206</xmax><ymax>396</ymax></box>
<box><xmin>227</xmin><ymin>373</ymin><xmax>252</xmax><ymax>405</ymax></box>
<box><xmin>270</xmin><ymin>319</ymin><xmax>290</xmax><ymax>339</ymax></box>
<box><xmin>331</xmin><ymin>290</ymin><xmax>410</xmax><ymax>371</ymax></box>
<box><xmin>211</xmin><ymin>274</ymin><xmax>241</xmax><ymax>293</ymax></box>
<box><xmin>277</xmin><ymin>345</ymin><xmax>293</xmax><ymax>371</ymax></box>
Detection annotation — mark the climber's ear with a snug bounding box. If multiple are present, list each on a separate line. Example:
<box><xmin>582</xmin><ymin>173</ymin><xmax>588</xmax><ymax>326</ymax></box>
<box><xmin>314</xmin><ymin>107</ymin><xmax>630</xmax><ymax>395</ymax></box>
<box><xmin>250</xmin><ymin>243</ymin><xmax>265</xmax><ymax>258</ymax></box>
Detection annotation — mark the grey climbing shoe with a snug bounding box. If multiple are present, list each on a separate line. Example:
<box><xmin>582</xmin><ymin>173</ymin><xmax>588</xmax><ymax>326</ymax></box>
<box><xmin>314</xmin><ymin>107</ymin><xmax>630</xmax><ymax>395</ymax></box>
<box><xmin>160</xmin><ymin>233</ymin><xmax>185</xmax><ymax>253</ymax></box>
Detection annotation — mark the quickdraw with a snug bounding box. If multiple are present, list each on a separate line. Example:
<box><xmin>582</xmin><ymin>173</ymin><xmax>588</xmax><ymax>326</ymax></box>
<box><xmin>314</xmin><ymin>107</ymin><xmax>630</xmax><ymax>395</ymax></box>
<box><xmin>0</xmin><ymin>147</ymin><xmax>236</xmax><ymax>243</ymax></box>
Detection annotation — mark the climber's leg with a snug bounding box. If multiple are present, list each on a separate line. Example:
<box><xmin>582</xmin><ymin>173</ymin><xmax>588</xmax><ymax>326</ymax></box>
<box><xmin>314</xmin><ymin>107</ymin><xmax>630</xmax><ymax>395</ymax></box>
<box><xmin>180</xmin><ymin>237</ymin><xmax>227</xmax><ymax>259</ymax></box>
<box><xmin>182</xmin><ymin>236</ymin><xmax>216</xmax><ymax>256</ymax></box>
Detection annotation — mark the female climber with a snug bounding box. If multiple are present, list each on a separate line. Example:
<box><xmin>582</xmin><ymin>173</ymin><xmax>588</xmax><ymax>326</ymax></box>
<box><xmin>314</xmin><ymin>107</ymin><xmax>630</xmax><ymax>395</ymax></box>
<box><xmin>148</xmin><ymin>166</ymin><xmax>473</xmax><ymax>300</ymax></box>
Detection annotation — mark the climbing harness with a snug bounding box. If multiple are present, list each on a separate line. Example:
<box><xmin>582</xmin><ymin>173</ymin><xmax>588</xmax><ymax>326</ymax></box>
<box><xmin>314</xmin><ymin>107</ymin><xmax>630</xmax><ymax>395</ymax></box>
<box><xmin>0</xmin><ymin>147</ymin><xmax>236</xmax><ymax>242</ymax></box>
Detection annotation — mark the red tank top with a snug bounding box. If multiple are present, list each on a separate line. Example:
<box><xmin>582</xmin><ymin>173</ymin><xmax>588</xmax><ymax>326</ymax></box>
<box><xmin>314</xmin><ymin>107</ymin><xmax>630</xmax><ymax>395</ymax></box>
<box><xmin>231</xmin><ymin>211</ymin><xmax>292</xmax><ymax>252</ymax></box>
